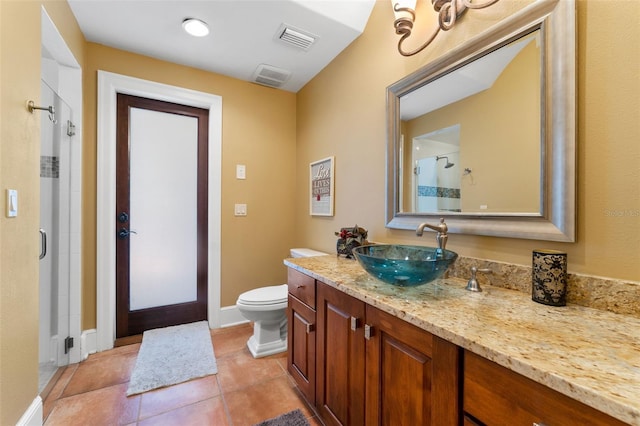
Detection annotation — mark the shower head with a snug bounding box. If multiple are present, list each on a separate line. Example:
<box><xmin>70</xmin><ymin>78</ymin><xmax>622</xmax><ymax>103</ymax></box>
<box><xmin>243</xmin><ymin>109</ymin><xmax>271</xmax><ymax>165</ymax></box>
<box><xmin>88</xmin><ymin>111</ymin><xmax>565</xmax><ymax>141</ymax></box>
<box><xmin>436</xmin><ymin>156</ymin><xmax>455</xmax><ymax>169</ymax></box>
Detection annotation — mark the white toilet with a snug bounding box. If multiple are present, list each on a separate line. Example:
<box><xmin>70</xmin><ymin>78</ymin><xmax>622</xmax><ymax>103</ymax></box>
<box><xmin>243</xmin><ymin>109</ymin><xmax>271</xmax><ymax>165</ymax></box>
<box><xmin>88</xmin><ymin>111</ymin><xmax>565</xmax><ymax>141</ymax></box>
<box><xmin>236</xmin><ymin>248</ymin><xmax>327</xmax><ymax>358</ymax></box>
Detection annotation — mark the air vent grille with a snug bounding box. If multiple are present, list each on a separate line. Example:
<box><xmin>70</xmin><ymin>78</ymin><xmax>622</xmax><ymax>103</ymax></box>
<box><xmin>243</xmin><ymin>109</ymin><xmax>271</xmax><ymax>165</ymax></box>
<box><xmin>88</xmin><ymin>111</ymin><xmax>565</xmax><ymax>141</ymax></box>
<box><xmin>275</xmin><ymin>24</ymin><xmax>317</xmax><ymax>51</ymax></box>
<box><xmin>253</xmin><ymin>64</ymin><xmax>291</xmax><ymax>88</ymax></box>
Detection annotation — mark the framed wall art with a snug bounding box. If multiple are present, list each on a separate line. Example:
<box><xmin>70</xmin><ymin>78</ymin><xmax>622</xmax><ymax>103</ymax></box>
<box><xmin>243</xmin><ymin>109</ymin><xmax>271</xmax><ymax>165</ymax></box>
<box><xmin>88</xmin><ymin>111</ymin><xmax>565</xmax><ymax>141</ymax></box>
<box><xmin>310</xmin><ymin>156</ymin><xmax>334</xmax><ymax>216</ymax></box>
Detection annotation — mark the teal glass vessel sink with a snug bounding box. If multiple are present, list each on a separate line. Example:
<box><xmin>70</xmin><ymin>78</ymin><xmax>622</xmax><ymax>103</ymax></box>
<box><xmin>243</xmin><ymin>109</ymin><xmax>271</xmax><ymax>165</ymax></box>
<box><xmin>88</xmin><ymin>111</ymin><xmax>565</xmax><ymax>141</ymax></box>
<box><xmin>352</xmin><ymin>245</ymin><xmax>458</xmax><ymax>287</ymax></box>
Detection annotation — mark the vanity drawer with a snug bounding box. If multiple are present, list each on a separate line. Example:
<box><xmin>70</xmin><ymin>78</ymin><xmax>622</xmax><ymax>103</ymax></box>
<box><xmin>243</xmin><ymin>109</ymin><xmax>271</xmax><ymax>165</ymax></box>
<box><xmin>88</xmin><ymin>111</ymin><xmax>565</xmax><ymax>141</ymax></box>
<box><xmin>288</xmin><ymin>269</ymin><xmax>316</xmax><ymax>309</ymax></box>
<box><xmin>463</xmin><ymin>351</ymin><xmax>626</xmax><ymax>426</ymax></box>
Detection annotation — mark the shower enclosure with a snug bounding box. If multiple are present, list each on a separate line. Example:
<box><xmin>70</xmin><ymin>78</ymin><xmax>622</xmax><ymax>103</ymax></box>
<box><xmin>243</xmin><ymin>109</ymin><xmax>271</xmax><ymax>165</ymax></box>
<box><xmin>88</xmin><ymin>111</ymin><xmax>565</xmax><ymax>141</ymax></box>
<box><xmin>39</xmin><ymin>80</ymin><xmax>73</xmax><ymax>392</ymax></box>
<box><xmin>414</xmin><ymin>152</ymin><xmax>461</xmax><ymax>213</ymax></box>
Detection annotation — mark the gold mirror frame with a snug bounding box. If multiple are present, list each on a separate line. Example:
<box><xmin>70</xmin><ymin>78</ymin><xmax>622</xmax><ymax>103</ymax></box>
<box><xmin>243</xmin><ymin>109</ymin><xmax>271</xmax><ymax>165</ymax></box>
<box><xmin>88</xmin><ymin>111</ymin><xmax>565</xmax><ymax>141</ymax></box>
<box><xmin>386</xmin><ymin>0</ymin><xmax>576</xmax><ymax>242</ymax></box>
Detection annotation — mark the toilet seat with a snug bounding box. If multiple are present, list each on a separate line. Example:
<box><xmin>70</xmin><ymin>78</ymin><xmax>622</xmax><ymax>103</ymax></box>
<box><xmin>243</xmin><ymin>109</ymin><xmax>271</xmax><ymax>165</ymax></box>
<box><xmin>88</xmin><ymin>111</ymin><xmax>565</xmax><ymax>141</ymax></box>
<box><xmin>237</xmin><ymin>284</ymin><xmax>287</xmax><ymax>306</ymax></box>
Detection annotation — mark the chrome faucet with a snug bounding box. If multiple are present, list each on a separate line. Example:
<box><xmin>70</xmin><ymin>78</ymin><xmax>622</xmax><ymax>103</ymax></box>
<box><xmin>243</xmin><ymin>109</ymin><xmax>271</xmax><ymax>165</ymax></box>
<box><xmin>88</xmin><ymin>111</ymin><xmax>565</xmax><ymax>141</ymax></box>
<box><xmin>466</xmin><ymin>266</ymin><xmax>493</xmax><ymax>292</ymax></box>
<box><xmin>416</xmin><ymin>218</ymin><xmax>448</xmax><ymax>255</ymax></box>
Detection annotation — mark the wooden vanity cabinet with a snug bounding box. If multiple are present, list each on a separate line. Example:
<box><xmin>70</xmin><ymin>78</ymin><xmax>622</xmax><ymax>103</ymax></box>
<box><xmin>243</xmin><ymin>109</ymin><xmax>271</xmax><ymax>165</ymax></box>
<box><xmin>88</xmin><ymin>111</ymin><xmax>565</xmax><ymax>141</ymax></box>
<box><xmin>287</xmin><ymin>269</ymin><xmax>317</xmax><ymax>404</ymax></box>
<box><xmin>316</xmin><ymin>281</ymin><xmax>461</xmax><ymax>426</ymax></box>
<box><xmin>463</xmin><ymin>350</ymin><xmax>627</xmax><ymax>426</ymax></box>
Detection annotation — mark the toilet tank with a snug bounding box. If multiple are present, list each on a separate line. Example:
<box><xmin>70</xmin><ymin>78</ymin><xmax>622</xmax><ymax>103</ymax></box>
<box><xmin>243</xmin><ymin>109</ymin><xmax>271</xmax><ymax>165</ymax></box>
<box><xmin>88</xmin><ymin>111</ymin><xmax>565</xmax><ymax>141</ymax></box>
<box><xmin>290</xmin><ymin>248</ymin><xmax>328</xmax><ymax>258</ymax></box>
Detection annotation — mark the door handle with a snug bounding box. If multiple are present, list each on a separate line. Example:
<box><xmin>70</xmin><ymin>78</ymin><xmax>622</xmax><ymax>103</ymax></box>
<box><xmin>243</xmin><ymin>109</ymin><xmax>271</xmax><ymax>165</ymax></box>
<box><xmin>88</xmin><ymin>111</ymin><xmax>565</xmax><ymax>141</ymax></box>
<box><xmin>39</xmin><ymin>228</ymin><xmax>47</xmax><ymax>260</ymax></box>
<box><xmin>118</xmin><ymin>228</ymin><xmax>138</xmax><ymax>239</ymax></box>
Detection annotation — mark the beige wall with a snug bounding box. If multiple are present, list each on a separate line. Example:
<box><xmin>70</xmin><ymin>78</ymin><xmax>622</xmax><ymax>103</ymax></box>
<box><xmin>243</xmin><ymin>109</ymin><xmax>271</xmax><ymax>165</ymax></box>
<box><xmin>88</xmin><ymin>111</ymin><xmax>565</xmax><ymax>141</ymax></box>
<box><xmin>0</xmin><ymin>1</ymin><xmax>85</xmax><ymax>423</ymax></box>
<box><xmin>296</xmin><ymin>1</ymin><xmax>640</xmax><ymax>282</ymax></box>
<box><xmin>82</xmin><ymin>44</ymin><xmax>298</xmax><ymax>328</ymax></box>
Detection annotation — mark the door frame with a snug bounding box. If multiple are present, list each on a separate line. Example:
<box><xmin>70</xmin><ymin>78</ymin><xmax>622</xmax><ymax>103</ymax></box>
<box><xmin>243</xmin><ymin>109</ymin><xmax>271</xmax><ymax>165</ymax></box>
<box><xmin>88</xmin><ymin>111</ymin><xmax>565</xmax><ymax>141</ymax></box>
<box><xmin>96</xmin><ymin>71</ymin><xmax>222</xmax><ymax>352</ymax></box>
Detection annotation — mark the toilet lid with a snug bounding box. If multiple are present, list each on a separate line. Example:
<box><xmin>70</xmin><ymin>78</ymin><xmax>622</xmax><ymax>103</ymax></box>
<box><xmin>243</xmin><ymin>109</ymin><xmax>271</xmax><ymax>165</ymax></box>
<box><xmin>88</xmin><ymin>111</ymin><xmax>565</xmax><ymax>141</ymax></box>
<box><xmin>238</xmin><ymin>284</ymin><xmax>288</xmax><ymax>305</ymax></box>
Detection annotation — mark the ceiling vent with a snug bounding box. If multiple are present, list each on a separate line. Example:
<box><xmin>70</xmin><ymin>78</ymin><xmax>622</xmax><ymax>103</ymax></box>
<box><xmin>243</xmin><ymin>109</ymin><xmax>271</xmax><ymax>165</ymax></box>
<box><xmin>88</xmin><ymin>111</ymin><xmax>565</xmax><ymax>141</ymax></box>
<box><xmin>252</xmin><ymin>64</ymin><xmax>291</xmax><ymax>88</ymax></box>
<box><xmin>275</xmin><ymin>24</ymin><xmax>317</xmax><ymax>51</ymax></box>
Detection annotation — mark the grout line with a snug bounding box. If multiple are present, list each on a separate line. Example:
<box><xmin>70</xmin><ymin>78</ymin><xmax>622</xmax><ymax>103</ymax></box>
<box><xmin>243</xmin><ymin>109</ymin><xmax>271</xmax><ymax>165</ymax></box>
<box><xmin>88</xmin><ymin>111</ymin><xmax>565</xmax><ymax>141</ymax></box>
<box><xmin>134</xmin><ymin>390</ymin><xmax>143</xmax><ymax>425</ymax></box>
<box><xmin>216</xmin><ymin>374</ymin><xmax>234</xmax><ymax>425</ymax></box>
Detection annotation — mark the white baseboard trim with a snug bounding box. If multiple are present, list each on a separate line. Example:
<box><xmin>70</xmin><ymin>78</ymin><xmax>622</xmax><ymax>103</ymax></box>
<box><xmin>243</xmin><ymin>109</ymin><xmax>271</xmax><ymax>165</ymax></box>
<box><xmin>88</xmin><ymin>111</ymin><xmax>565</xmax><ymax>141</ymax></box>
<box><xmin>81</xmin><ymin>329</ymin><xmax>97</xmax><ymax>360</ymax></box>
<box><xmin>219</xmin><ymin>305</ymin><xmax>249</xmax><ymax>328</ymax></box>
<box><xmin>16</xmin><ymin>395</ymin><xmax>42</xmax><ymax>426</ymax></box>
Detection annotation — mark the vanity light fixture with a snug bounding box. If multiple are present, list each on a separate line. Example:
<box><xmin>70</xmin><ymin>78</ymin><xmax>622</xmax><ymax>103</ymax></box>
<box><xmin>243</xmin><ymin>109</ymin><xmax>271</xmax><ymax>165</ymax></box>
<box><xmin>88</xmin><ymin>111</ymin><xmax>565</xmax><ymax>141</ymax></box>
<box><xmin>182</xmin><ymin>18</ymin><xmax>210</xmax><ymax>37</ymax></box>
<box><xmin>391</xmin><ymin>0</ymin><xmax>500</xmax><ymax>56</ymax></box>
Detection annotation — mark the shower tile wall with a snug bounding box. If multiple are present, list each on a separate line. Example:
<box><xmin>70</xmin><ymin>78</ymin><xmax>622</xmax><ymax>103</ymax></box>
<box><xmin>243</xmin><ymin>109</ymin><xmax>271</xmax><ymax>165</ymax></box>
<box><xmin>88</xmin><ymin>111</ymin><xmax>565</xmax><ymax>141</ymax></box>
<box><xmin>41</xmin><ymin>156</ymin><xmax>60</xmax><ymax>178</ymax></box>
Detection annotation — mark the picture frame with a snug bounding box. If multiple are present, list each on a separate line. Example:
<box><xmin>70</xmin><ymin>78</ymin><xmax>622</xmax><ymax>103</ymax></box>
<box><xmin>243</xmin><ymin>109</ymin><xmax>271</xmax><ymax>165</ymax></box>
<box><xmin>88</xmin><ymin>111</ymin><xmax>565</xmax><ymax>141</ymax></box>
<box><xmin>310</xmin><ymin>156</ymin><xmax>335</xmax><ymax>216</ymax></box>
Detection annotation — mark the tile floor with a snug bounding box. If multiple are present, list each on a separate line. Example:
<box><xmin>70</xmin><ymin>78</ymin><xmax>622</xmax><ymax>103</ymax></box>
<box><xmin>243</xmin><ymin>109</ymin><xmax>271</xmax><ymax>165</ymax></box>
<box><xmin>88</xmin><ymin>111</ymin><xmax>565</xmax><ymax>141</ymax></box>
<box><xmin>43</xmin><ymin>323</ymin><xmax>323</xmax><ymax>425</ymax></box>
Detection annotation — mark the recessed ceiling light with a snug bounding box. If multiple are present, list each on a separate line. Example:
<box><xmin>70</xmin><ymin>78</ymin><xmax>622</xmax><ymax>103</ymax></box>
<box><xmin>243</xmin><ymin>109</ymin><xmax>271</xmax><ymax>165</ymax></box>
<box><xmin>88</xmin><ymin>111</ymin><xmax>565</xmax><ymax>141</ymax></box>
<box><xmin>182</xmin><ymin>18</ymin><xmax>209</xmax><ymax>37</ymax></box>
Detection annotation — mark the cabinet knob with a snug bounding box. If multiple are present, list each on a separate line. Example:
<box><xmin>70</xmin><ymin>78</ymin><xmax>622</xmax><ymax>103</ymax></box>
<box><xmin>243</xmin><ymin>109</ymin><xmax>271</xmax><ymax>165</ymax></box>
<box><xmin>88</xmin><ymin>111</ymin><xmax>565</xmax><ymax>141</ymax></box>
<box><xmin>533</xmin><ymin>423</ymin><xmax>548</xmax><ymax>426</ymax></box>
<box><xmin>364</xmin><ymin>324</ymin><xmax>373</xmax><ymax>340</ymax></box>
<box><xmin>306</xmin><ymin>323</ymin><xmax>315</xmax><ymax>334</ymax></box>
<box><xmin>350</xmin><ymin>316</ymin><xmax>360</xmax><ymax>331</ymax></box>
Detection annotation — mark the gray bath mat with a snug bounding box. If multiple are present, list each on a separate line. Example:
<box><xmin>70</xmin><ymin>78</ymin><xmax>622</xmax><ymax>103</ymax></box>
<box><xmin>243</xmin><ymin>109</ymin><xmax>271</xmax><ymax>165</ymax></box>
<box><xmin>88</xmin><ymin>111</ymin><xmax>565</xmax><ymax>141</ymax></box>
<box><xmin>254</xmin><ymin>409</ymin><xmax>310</xmax><ymax>426</ymax></box>
<box><xmin>127</xmin><ymin>321</ymin><xmax>217</xmax><ymax>396</ymax></box>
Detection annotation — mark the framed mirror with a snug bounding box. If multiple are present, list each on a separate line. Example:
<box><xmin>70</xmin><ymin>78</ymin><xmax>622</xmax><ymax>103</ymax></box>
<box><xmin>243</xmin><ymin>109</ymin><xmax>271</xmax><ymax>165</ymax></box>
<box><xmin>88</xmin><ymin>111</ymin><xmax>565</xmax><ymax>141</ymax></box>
<box><xmin>386</xmin><ymin>0</ymin><xmax>576</xmax><ymax>242</ymax></box>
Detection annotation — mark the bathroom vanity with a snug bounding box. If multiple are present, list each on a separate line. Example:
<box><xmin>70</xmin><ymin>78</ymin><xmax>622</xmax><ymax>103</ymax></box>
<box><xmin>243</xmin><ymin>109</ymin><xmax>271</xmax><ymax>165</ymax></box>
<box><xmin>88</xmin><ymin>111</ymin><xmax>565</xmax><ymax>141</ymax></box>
<box><xmin>285</xmin><ymin>255</ymin><xmax>639</xmax><ymax>426</ymax></box>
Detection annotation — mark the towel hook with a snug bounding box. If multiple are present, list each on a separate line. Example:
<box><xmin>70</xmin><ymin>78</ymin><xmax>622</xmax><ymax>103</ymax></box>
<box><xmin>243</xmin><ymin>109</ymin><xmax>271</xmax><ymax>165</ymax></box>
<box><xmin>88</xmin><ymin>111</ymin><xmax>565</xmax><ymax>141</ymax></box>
<box><xmin>27</xmin><ymin>100</ymin><xmax>57</xmax><ymax>123</ymax></box>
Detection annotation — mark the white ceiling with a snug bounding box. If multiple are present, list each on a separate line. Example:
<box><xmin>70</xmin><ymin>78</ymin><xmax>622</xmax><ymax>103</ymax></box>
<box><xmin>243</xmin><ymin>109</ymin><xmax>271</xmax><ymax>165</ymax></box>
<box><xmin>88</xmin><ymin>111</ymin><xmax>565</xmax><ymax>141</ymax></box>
<box><xmin>67</xmin><ymin>0</ymin><xmax>375</xmax><ymax>93</ymax></box>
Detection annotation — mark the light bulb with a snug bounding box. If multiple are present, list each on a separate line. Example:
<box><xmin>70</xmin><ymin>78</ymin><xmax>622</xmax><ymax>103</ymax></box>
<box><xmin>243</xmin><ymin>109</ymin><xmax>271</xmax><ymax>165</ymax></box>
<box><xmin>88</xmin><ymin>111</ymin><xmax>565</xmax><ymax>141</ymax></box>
<box><xmin>182</xmin><ymin>18</ymin><xmax>209</xmax><ymax>37</ymax></box>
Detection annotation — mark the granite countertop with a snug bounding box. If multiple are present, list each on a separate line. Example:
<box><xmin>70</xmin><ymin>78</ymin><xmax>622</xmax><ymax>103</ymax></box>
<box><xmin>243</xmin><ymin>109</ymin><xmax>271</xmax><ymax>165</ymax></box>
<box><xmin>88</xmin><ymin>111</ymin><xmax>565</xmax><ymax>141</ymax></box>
<box><xmin>284</xmin><ymin>255</ymin><xmax>640</xmax><ymax>426</ymax></box>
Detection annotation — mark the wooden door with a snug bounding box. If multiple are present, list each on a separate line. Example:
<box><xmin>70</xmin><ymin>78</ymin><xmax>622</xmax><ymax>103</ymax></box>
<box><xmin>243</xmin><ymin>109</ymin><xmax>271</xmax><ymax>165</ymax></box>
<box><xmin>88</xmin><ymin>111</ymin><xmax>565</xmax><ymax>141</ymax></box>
<box><xmin>365</xmin><ymin>305</ymin><xmax>460</xmax><ymax>426</ymax></box>
<box><xmin>115</xmin><ymin>94</ymin><xmax>209</xmax><ymax>337</ymax></box>
<box><xmin>316</xmin><ymin>282</ymin><xmax>366</xmax><ymax>426</ymax></box>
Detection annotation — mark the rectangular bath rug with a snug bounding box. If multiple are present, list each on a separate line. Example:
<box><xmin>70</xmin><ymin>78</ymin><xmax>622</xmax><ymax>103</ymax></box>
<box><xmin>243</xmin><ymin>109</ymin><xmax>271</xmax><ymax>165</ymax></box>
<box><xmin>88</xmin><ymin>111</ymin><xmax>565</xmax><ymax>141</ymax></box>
<box><xmin>127</xmin><ymin>321</ymin><xmax>217</xmax><ymax>396</ymax></box>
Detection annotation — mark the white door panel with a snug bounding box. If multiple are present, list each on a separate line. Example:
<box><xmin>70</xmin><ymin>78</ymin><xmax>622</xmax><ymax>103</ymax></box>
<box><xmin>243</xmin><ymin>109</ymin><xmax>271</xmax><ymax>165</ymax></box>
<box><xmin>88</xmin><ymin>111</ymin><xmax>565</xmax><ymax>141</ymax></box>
<box><xmin>129</xmin><ymin>108</ymin><xmax>198</xmax><ymax>311</ymax></box>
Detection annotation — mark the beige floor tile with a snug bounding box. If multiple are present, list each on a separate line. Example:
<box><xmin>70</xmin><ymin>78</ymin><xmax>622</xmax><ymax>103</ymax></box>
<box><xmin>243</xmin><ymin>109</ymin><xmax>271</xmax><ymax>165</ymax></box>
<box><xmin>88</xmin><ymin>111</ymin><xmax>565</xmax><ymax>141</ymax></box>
<box><xmin>61</xmin><ymin>351</ymin><xmax>138</xmax><ymax>397</ymax></box>
<box><xmin>210</xmin><ymin>323</ymin><xmax>253</xmax><ymax>358</ymax></box>
<box><xmin>45</xmin><ymin>383</ymin><xmax>140</xmax><ymax>426</ymax></box>
<box><xmin>138</xmin><ymin>396</ymin><xmax>229</xmax><ymax>426</ymax></box>
<box><xmin>43</xmin><ymin>364</ymin><xmax>78</xmax><ymax>421</ymax></box>
<box><xmin>224</xmin><ymin>375</ymin><xmax>313</xmax><ymax>426</ymax></box>
<box><xmin>138</xmin><ymin>375</ymin><xmax>221</xmax><ymax>420</ymax></box>
<box><xmin>216</xmin><ymin>350</ymin><xmax>286</xmax><ymax>393</ymax></box>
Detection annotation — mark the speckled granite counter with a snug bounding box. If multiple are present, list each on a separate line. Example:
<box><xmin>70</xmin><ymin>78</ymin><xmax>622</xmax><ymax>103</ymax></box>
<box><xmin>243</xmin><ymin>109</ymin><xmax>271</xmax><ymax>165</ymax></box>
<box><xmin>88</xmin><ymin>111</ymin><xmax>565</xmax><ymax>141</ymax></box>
<box><xmin>284</xmin><ymin>255</ymin><xmax>640</xmax><ymax>425</ymax></box>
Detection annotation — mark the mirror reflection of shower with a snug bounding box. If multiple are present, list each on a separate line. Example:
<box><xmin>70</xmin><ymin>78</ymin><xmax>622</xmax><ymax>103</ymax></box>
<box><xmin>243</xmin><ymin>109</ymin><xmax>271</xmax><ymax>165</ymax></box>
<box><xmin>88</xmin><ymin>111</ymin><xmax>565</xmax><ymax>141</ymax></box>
<box><xmin>436</xmin><ymin>155</ymin><xmax>455</xmax><ymax>169</ymax></box>
<box><xmin>410</xmin><ymin>124</ymin><xmax>461</xmax><ymax>213</ymax></box>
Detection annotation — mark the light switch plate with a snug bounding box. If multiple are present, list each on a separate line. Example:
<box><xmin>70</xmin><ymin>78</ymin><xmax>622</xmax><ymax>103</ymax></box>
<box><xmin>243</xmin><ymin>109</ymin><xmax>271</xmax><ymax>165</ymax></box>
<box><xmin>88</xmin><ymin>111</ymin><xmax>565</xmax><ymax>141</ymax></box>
<box><xmin>234</xmin><ymin>203</ymin><xmax>247</xmax><ymax>216</ymax></box>
<box><xmin>6</xmin><ymin>189</ymin><xmax>18</xmax><ymax>217</ymax></box>
<box><xmin>236</xmin><ymin>164</ymin><xmax>246</xmax><ymax>180</ymax></box>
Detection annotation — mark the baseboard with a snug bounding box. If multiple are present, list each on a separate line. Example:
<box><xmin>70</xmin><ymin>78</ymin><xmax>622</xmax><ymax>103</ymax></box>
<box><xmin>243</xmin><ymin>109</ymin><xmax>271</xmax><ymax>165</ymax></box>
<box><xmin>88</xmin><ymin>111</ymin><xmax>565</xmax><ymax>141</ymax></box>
<box><xmin>81</xmin><ymin>329</ymin><xmax>97</xmax><ymax>360</ymax></box>
<box><xmin>16</xmin><ymin>395</ymin><xmax>42</xmax><ymax>426</ymax></box>
<box><xmin>220</xmin><ymin>305</ymin><xmax>249</xmax><ymax>328</ymax></box>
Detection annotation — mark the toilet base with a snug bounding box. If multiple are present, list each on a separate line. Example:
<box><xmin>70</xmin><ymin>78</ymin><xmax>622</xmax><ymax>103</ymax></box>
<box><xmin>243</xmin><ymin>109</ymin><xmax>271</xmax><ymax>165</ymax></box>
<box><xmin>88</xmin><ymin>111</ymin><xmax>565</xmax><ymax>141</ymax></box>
<box><xmin>245</xmin><ymin>318</ymin><xmax>287</xmax><ymax>358</ymax></box>
<box><xmin>246</xmin><ymin>335</ymin><xmax>287</xmax><ymax>358</ymax></box>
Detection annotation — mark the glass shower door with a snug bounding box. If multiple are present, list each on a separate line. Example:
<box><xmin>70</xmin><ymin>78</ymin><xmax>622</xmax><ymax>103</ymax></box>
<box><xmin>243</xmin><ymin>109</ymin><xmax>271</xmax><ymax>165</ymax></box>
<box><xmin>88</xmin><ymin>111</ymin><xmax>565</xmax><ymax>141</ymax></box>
<box><xmin>39</xmin><ymin>81</ymin><xmax>72</xmax><ymax>392</ymax></box>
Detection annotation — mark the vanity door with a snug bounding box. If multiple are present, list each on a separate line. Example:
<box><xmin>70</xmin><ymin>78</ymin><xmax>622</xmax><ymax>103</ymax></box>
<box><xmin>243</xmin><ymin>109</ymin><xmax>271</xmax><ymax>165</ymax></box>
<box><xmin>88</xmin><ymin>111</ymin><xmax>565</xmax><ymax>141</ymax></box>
<box><xmin>365</xmin><ymin>305</ymin><xmax>460</xmax><ymax>425</ymax></box>
<box><xmin>316</xmin><ymin>282</ymin><xmax>366</xmax><ymax>426</ymax></box>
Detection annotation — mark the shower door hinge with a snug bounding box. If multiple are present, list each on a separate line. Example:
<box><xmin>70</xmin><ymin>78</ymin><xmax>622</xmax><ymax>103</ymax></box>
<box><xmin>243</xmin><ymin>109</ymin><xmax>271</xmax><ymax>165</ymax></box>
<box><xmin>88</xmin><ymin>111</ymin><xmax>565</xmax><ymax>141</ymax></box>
<box><xmin>64</xmin><ymin>336</ymin><xmax>74</xmax><ymax>354</ymax></box>
<box><xmin>66</xmin><ymin>120</ymin><xmax>76</xmax><ymax>137</ymax></box>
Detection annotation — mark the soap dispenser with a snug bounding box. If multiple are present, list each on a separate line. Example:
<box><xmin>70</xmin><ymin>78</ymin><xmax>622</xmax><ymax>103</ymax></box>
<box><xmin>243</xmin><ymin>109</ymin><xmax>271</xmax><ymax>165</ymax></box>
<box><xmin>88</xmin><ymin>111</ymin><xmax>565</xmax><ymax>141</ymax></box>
<box><xmin>466</xmin><ymin>266</ymin><xmax>492</xmax><ymax>292</ymax></box>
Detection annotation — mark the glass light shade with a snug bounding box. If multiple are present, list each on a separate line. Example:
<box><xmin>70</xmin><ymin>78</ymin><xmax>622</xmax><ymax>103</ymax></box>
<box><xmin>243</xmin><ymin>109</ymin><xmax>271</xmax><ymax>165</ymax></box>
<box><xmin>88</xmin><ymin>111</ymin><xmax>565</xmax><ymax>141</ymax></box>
<box><xmin>182</xmin><ymin>18</ymin><xmax>210</xmax><ymax>37</ymax></box>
